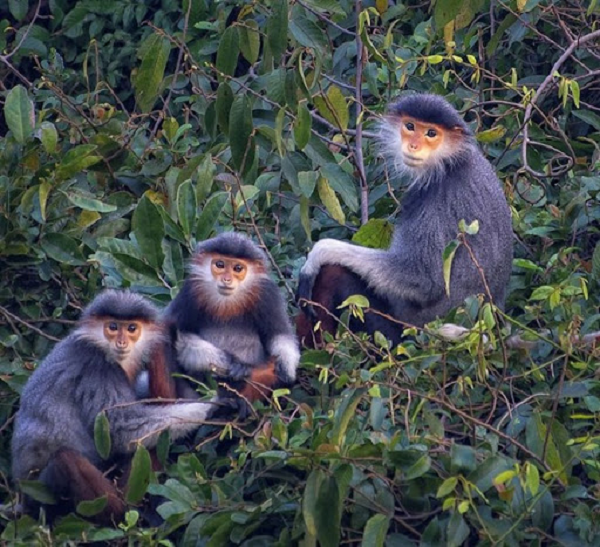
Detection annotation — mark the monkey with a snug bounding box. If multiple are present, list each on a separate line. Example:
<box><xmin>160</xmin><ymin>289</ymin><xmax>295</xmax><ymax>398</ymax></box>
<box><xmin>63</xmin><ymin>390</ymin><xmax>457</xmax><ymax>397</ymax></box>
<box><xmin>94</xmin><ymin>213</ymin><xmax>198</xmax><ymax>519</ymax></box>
<box><xmin>297</xmin><ymin>93</ymin><xmax>513</xmax><ymax>346</ymax></box>
<box><xmin>150</xmin><ymin>232</ymin><xmax>300</xmax><ymax>415</ymax></box>
<box><xmin>11</xmin><ymin>289</ymin><xmax>215</xmax><ymax>523</ymax></box>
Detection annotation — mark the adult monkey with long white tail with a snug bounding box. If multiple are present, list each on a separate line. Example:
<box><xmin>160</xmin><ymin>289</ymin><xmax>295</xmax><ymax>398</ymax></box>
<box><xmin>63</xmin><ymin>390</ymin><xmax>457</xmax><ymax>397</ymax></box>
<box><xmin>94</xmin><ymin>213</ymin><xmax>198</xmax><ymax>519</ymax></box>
<box><xmin>152</xmin><ymin>232</ymin><xmax>300</xmax><ymax>415</ymax></box>
<box><xmin>297</xmin><ymin>94</ymin><xmax>513</xmax><ymax>345</ymax></box>
<box><xmin>11</xmin><ymin>290</ymin><xmax>214</xmax><ymax>523</ymax></box>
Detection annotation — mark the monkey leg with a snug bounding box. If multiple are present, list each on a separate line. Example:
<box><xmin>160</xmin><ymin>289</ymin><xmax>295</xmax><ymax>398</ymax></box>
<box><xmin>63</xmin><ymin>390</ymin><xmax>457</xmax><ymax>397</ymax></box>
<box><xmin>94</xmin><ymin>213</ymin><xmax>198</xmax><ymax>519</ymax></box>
<box><xmin>296</xmin><ymin>264</ymin><xmax>401</xmax><ymax>347</ymax></box>
<box><xmin>40</xmin><ymin>448</ymin><xmax>126</xmax><ymax>524</ymax></box>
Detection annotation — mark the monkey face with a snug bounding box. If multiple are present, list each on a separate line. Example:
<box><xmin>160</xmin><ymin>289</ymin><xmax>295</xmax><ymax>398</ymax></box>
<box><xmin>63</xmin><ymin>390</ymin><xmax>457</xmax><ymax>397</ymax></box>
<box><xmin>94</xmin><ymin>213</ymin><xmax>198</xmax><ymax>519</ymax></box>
<box><xmin>210</xmin><ymin>256</ymin><xmax>249</xmax><ymax>296</ymax></box>
<box><xmin>103</xmin><ymin>320</ymin><xmax>143</xmax><ymax>360</ymax></box>
<box><xmin>399</xmin><ymin>117</ymin><xmax>447</xmax><ymax>167</ymax></box>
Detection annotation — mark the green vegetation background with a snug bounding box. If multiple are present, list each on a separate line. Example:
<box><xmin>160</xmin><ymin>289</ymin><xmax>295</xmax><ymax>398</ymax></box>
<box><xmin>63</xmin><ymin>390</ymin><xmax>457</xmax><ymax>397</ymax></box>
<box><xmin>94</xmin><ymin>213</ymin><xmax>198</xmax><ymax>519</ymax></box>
<box><xmin>0</xmin><ymin>0</ymin><xmax>599</xmax><ymax>545</ymax></box>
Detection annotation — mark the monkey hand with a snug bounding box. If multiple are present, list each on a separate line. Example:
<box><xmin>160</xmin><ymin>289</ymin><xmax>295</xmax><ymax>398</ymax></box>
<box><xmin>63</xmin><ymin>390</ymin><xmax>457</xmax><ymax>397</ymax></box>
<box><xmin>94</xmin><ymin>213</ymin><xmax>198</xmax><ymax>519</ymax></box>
<box><xmin>176</xmin><ymin>333</ymin><xmax>231</xmax><ymax>375</ymax></box>
<box><xmin>226</xmin><ymin>359</ymin><xmax>252</xmax><ymax>381</ymax></box>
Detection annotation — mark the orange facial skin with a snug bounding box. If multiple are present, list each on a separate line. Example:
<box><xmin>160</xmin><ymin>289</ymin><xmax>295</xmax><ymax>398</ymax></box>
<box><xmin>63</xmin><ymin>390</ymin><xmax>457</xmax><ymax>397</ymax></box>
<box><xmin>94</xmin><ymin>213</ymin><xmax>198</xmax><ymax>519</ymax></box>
<box><xmin>210</xmin><ymin>255</ymin><xmax>250</xmax><ymax>296</ymax></box>
<box><xmin>101</xmin><ymin>319</ymin><xmax>148</xmax><ymax>381</ymax></box>
<box><xmin>399</xmin><ymin>117</ymin><xmax>447</xmax><ymax>166</ymax></box>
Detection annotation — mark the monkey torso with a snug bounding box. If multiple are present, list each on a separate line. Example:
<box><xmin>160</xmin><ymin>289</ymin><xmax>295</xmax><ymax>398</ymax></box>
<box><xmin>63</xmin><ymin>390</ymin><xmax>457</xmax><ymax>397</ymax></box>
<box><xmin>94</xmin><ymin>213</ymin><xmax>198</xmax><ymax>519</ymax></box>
<box><xmin>383</xmin><ymin>146</ymin><xmax>513</xmax><ymax>325</ymax></box>
<box><xmin>12</xmin><ymin>338</ymin><xmax>138</xmax><ymax>480</ymax></box>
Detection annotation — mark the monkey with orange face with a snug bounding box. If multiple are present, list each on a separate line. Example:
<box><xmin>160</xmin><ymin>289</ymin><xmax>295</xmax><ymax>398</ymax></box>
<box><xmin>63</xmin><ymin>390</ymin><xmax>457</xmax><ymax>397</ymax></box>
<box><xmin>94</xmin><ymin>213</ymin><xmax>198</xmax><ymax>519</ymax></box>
<box><xmin>150</xmin><ymin>233</ymin><xmax>300</xmax><ymax>414</ymax></box>
<box><xmin>297</xmin><ymin>93</ymin><xmax>513</xmax><ymax>345</ymax></box>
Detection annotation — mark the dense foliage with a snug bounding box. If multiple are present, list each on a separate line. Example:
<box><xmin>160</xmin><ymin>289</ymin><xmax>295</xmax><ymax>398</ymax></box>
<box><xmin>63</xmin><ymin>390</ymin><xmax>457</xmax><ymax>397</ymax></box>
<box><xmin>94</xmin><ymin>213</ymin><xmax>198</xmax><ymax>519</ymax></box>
<box><xmin>0</xmin><ymin>0</ymin><xmax>599</xmax><ymax>545</ymax></box>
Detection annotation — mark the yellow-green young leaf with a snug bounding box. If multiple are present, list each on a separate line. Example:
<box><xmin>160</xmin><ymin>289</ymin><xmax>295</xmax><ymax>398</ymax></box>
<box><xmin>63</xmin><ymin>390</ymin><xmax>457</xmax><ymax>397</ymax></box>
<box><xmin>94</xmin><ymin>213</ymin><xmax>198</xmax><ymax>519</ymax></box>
<box><xmin>482</xmin><ymin>303</ymin><xmax>495</xmax><ymax>330</ymax></box>
<box><xmin>352</xmin><ymin>219</ymin><xmax>393</xmax><ymax>248</ymax></box>
<box><xmin>339</xmin><ymin>294</ymin><xmax>370</xmax><ymax>309</ymax></box>
<box><xmin>163</xmin><ymin>117</ymin><xmax>179</xmax><ymax>142</ymax></box>
<box><xmin>467</xmin><ymin>54</ymin><xmax>477</xmax><ymax>65</ymax></box>
<box><xmin>427</xmin><ymin>54</ymin><xmax>445</xmax><ymax>64</ymax></box>
<box><xmin>299</xmin><ymin>195</ymin><xmax>311</xmax><ymax>240</ymax></box>
<box><xmin>442</xmin><ymin>497</ymin><xmax>456</xmax><ymax>511</ymax></box>
<box><xmin>134</xmin><ymin>34</ymin><xmax>171</xmax><ymax>113</ymax></box>
<box><xmin>375</xmin><ymin>0</ymin><xmax>388</xmax><ymax>14</ymax></box>
<box><xmin>77</xmin><ymin>496</ymin><xmax>108</xmax><ymax>517</ymax></box>
<box><xmin>525</xmin><ymin>462</ymin><xmax>540</xmax><ymax>496</ymax></box>
<box><xmin>267</xmin><ymin>0</ymin><xmax>288</xmax><ymax>61</ymax></box>
<box><xmin>239</xmin><ymin>20</ymin><xmax>260</xmax><ymax>64</ymax></box>
<box><xmin>294</xmin><ymin>101</ymin><xmax>311</xmax><ymax>150</ymax></box>
<box><xmin>361</xmin><ymin>514</ymin><xmax>389</xmax><ymax>547</ymax></box>
<box><xmin>94</xmin><ymin>412</ymin><xmax>111</xmax><ymax>460</ymax></box>
<box><xmin>436</xmin><ymin>476</ymin><xmax>459</xmax><ymax>498</ymax></box>
<box><xmin>442</xmin><ymin>239</ymin><xmax>460</xmax><ymax>297</ymax></box>
<box><xmin>4</xmin><ymin>85</ymin><xmax>35</xmax><ymax>144</ymax></box>
<box><xmin>317</xmin><ymin>176</ymin><xmax>345</xmax><ymax>225</ymax></box>
<box><xmin>40</xmin><ymin>121</ymin><xmax>58</xmax><ymax>153</ymax></box>
<box><xmin>132</xmin><ymin>195</ymin><xmax>165</xmax><ymax>269</ymax></box>
<box><xmin>66</xmin><ymin>190</ymin><xmax>118</xmax><ymax>213</ymax></box>
<box><xmin>463</xmin><ymin>219</ymin><xmax>479</xmax><ymax>235</ymax></box>
<box><xmin>78</xmin><ymin>210</ymin><xmax>101</xmax><ymax>229</ymax></box>
<box><xmin>39</xmin><ymin>181</ymin><xmax>52</xmax><ymax>222</ymax></box>
<box><xmin>229</xmin><ymin>95</ymin><xmax>255</xmax><ymax>172</ymax></box>
<box><xmin>517</xmin><ymin>0</ymin><xmax>527</xmax><ymax>11</ymax></box>
<box><xmin>530</xmin><ymin>285</ymin><xmax>554</xmax><ymax>301</ymax></box>
<box><xmin>216</xmin><ymin>26</ymin><xmax>239</xmax><ymax>78</ymax></box>
<box><xmin>125</xmin><ymin>445</ymin><xmax>152</xmax><ymax>504</ymax></box>
<box><xmin>570</xmin><ymin>80</ymin><xmax>580</xmax><ymax>108</ymax></box>
<box><xmin>313</xmin><ymin>86</ymin><xmax>349</xmax><ymax>131</ymax></box>
<box><xmin>493</xmin><ymin>470</ymin><xmax>517</xmax><ymax>485</ymax></box>
<box><xmin>457</xmin><ymin>500</ymin><xmax>470</xmax><ymax>514</ymax></box>
<box><xmin>331</xmin><ymin>389</ymin><xmax>364</xmax><ymax>447</ymax></box>
<box><xmin>476</xmin><ymin>126</ymin><xmax>507</xmax><ymax>143</ymax></box>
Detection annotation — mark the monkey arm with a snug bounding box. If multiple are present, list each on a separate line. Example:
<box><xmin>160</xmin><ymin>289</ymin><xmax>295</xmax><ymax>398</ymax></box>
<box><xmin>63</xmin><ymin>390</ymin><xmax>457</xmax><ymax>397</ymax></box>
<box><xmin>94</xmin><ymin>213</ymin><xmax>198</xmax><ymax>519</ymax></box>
<box><xmin>106</xmin><ymin>402</ymin><xmax>215</xmax><ymax>454</ymax></box>
<box><xmin>176</xmin><ymin>332</ymin><xmax>232</xmax><ymax>375</ymax></box>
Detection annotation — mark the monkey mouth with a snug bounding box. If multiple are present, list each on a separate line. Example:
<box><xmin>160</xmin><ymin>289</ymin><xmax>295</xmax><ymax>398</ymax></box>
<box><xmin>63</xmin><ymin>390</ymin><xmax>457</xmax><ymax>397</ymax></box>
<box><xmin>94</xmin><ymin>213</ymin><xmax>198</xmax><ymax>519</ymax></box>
<box><xmin>403</xmin><ymin>155</ymin><xmax>424</xmax><ymax>167</ymax></box>
<box><xmin>217</xmin><ymin>286</ymin><xmax>235</xmax><ymax>296</ymax></box>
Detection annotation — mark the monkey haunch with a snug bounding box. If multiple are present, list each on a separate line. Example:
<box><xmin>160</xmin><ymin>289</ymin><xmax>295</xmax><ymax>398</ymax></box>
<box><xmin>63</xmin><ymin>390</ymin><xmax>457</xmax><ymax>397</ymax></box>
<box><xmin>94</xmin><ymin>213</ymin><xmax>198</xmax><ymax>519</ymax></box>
<box><xmin>297</xmin><ymin>94</ymin><xmax>513</xmax><ymax>346</ymax></box>
<box><xmin>151</xmin><ymin>232</ymin><xmax>300</xmax><ymax>415</ymax></box>
<box><xmin>11</xmin><ymin>290</ymin><xmax>214</xmax><ymax>523</ymax></box>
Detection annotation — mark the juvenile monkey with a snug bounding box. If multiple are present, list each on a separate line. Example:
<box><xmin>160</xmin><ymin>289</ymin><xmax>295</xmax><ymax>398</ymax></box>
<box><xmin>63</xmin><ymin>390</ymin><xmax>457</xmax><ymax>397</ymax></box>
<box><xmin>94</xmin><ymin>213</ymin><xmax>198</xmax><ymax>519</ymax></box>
<box><xmin>151</xmin><ymin>232</ymin><xmax>300</xmax><ymax>412</ymax></box>
<box><xmin>11</xmin><ymin>290</ymin><xmax>214</xmax><ymax>522</ymax></box>
<box><xmin>297</xmin><ymin>94</ymin><xmax>513</xmax><ymax>344</ymax></box>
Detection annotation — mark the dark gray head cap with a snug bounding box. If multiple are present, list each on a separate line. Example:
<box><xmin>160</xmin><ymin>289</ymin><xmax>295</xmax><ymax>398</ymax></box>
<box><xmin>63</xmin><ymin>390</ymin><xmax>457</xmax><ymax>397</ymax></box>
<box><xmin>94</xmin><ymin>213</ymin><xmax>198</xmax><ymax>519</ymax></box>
<box><xmin>194</xmin><ymin>232</ymin><xmax>267</xmax><ymax>264</ymax></box>
<box><xmin>387</xmin><ymin>93</ymin><xmax>472</xmax><ymax>135</ymax></box>
<box><xmin>81</xmin><ymin>289</ymin><xmax>159</xmax><ymax>322</ymax></box>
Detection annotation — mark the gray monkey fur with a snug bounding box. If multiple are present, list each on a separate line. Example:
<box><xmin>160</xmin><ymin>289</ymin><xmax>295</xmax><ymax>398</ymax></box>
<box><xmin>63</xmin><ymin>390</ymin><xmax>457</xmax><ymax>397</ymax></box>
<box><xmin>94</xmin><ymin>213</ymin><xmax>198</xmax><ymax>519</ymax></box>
<box><xmin>298</xmin><ymin>93</ymin><xmax>513</xmax><ymax>329</ymax></box>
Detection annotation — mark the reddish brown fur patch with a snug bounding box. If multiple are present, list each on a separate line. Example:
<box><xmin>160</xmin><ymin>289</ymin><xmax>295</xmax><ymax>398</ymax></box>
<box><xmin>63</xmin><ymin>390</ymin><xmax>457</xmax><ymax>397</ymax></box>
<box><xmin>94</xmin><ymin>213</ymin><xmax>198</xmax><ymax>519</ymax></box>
<box><xmin>52</xmin><ymin>449</ymin><xmax>126</xmax><ymax>523</ymax></box>
<box><xmin>147</xmin><ymin>335</ymin><xmax>177</xmax><ymax>400</ymax></box>
<box><xmin>240</xmin><ymin>360</ymin><xmax>277</xmax><ymax>402</ymax></box>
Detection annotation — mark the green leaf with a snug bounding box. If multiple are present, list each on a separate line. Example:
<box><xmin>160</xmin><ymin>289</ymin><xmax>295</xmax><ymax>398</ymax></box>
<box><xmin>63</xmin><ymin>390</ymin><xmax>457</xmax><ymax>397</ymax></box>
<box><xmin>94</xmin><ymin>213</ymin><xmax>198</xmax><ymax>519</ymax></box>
<box><xmin>132</xmin><ymin>195</ymin><xmax>165</xmax><ymax>269</ymax></box>
<box><xmin>573</xmin><ymin>109</ymin><xmax>600</xmax><ymax>131</ymax></box>
<box><xmin>591</xmin><ymin>242</ymin><xmax>600</xmax><ymax>281</ymax></box>
<box><xmin>216</xmin><ymin>83</ymin><xmax>234</xmax><ymax>135</ymax></box>
<box><xmin>39</xmin><ymin>181</ymin><xmax>51</xmax><ymax>222</ymax></box>
<box><xmin>229</xmin><ymin>95</ymin><xmax>254</xmax><ymax>173</ymax></box>
<box><xmin>9</xmin><ymin>0</ymin><xmax>29</xmax><ymax>21</ymax></box>
<box><xmin>196</xmin><ymin>191</ymin><xmax>228</xmax><ymax>241</ymax></box>
<box><xmin>268</xmin><ymin>0</ymin><xmax>288</xmax><ymax>60</ymax></box>
<box><xmin>442</xmin><ymin>239</ymin><xmax>460</xmax><ymax>297</ymax></box>
<box><xmin>404</xmin><ymin>455</ymin><xmax>431</xmax><ymax>480</ymax></box>
<box><xmin>216</xmin><ymin>26</ymin><xmax>239</xmax><ymax>78</ymax></box>
<box><xmin>361</xmin><ymin>514</ymin><xmax>390</xmax><ymax>547</ymax></box>
<box><xmin>66</xmin><ymin>190</ymin><xmax>118</xmax><ymax>213</ymax></box>
<box><xmin>126</xmin><ymin>445</ymin><xmax>152</xmax><ymax>504</ymax></box>
<box><xmin>40</xmin><ymin>233</ymin><xmax>86</xmax><ymax>266</ymax></box>
<box><xmin>298</xmin><ymin>170</ymin><xmax>318</xmax><ymax>199</ymax></box>
<box><xmin>134</xmin><ymin>34</ymin><xmax>171</xmax><ymax>113</ymax></box>
<box><xmin>300</xmin><ymin>195</ymin><xmax>311</xmax><ymax>240</ymax></box>
<box><xmin>436</xmin><ymin>476</ymin><xmax>458</xmax><ymax>498</ymax></box>
<box><xmin>313</xmin><ymin>86</ymin><xmax>349</xmax><ymax>131</ymax></box>
<box><xmin>315</xmin><ymin>476</ymin><xmax>341</xmax><ymax>547</ymax></box>
<box><xmin>77</xmin><ymin>496</ymin><xmax>108</xmax><ymax>517</ymax></box>
<box><xmin>434</xmin><ymin>0</ymin><xmax>465</xmax><ymax>28</ymax></box>
<box><xmin>317</xmin><ymin>176</ymin><xmax>345</xmax><ymax>225</ymax></box>
<box><xmin>19</xmin><ymin>480</ymin><xmax>56</xmax><ymax>504</ymax></box>
<box><xmin>196</xmin><ymin>154</ymin><xmax>216</xmax><ymax>202</ymax></box>
<box><xmin>55</xmin><ymin>144</ymin><xmax>102</xmax><ymax>181</ymax></box>
<box><xmin>331</xmin><ymin>389</ymin><xmax>364</xmax><ymax>447</ymax></box>
<box><xmin>294</xmin><ymin>102</ymin><xmax>312</xmax><ymax>150</ymax></box>
<box><xmin>352</xmin><ymin>219</ymin><xmax>393</xmax><ymax>249</ymax></box>
<box><xmin>94</xmin><ymin>412</ymin><xmax>111</xmax><ymax>460</ymax></box>
<box><xmin>447</xmin><ymin>512</ymin><xmax>470</xmax><ymax>547</ymax></box>
<box><xmin>451</xmin><ymin>444</ymin><xmax>477</xmax><ymax>473</ymax></box>
<box><xmin>40</xmin><ymin>121</ymin><xmax>58</xmax><ymax>153</ymax></box>
<box><xmin>289</xmin><ymin>7</ymin><xmax>327</xmax><ymax>50</ymax></box>
<box><xmin>320</xmin><ymin>164</ymin><xmax>358</xmax><ymax>211</ymax></box>
<box><xmin>239</xmin><ymin>20</ymin><xmax>260</xmax><ymax>64</ymax></box>
<box><xmin>476</xmin><ymin>126</ymin><xmax>507</xmax><ymax>143</ymax></box>
<box><xmin>529</xmin><ymin>285</ymin><xmax>554</xmax><ymax>301</ymax></box>
<box><xmin>4</xmin><ymin>85</ymin><xmax>35</xmax><ymax>144</ymax></box>
<box><xmin>303</xmin><ymin>469</ymin><xmax>322</xmax><ymax>538</ymax></box>
<box><xmin>177</xmin><ymin>180</ymin><xmax>196</xmax><ymax>238</ymax></box>
<box><xmin>525</xmin><ymin>461</ymin><xmax>540</xmax><ymax>496</ymax></box>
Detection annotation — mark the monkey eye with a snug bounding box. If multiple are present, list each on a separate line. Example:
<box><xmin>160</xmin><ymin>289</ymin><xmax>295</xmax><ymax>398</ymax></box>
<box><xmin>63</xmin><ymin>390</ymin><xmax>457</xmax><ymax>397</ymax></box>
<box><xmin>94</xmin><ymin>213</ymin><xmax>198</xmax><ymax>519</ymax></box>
<box><xmin>127</xmin><ymin>324</ymin><xmax>137</xmax><ymax>333</ymax></box>
<box><xmin>108</xmin><ymin>322</ymin><xmax>118</xmax><ymax>331</ymax></box>
<box><xmin>215</xmin><ymin>260</ymin><xmax>225</xmax><ymax>269</ymax></box>
<box><xmin>233</xmin><ymin>264</ymin><xmax>245</xmax><ymax>273</ymax></box>
<box><xmin>426</xmin><ymin>129</ymin><xmax>437</xmax><ymax>138</ymax></box>
<box><xmin>405</xmin><ymin>122</ymin><xmax>415</xmax><ymax>131</ymax></box>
